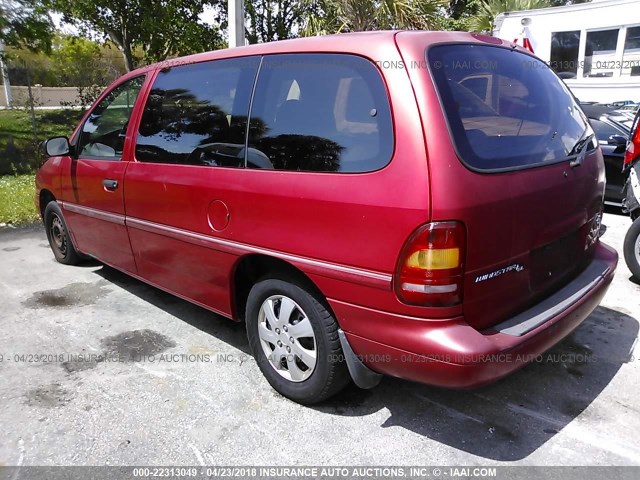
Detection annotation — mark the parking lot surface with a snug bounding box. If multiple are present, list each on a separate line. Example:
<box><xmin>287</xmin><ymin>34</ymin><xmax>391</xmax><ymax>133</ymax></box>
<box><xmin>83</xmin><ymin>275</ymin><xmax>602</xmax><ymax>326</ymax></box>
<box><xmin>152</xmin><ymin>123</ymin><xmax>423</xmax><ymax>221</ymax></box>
<box><xmin>0</xmin><ymin>211</ymin><xmax>639</xmax><ymax>467</ymax></box>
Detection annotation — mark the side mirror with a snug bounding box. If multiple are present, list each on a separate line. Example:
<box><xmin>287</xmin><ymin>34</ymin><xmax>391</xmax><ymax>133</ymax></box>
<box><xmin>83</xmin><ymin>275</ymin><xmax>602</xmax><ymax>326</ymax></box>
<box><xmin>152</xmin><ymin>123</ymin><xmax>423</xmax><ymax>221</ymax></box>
<box><xmin>44</xmin><ymin>137</ymin><xmax>71</xmax><ymax>157</ymax></box>
<box><xmin>608</xmin><ymin>134</ymin><xmax>627</xmax><ymax>147</ymax></box>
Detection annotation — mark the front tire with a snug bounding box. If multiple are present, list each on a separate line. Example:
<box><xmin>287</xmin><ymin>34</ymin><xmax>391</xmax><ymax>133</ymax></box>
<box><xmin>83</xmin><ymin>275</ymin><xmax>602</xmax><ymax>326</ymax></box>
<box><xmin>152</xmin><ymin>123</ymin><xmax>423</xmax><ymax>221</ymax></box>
<box><xmin>44</xmin><ymin>202</ymin><xmax>81</xmax><ymax>265</ymax></box>
<box><xmin>624</xmin><ymin>216</ymin><xmax>640</xmax><ymax>280</ymax></box>
<box><xmin>246</xmin><ymin>278</ymin><xmax>350</xmax><ymax>404</ymax></box>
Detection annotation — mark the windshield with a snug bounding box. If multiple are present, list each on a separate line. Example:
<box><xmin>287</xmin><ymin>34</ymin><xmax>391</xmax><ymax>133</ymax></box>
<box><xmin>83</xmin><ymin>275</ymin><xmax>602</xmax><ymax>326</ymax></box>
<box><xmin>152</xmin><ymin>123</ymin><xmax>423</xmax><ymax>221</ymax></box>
<box><xmin>428</xmin><ymin>44</ymin><xmax>594</xmax><ymax>171</ymax></box>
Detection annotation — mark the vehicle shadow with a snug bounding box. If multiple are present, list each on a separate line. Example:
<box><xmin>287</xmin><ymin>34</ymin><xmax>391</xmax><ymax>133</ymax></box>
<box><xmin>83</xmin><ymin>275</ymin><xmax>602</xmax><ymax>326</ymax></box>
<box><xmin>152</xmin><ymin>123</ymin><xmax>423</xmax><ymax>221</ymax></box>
<box><xmin>605</xmin><ymin>204</ymin><xmax>627</xmax><ymax>216</ymax></box>
<box><xmin>88</xmin><ymin>264</ymin><xmax>637</xmax><ymax>461</ymax></box>
<box><xmin>314</xmin><ymin>306</ymin><xmax>638</xmax><ymax>461</ymax></box>
<box><xmin>93</xmin><ymin>265</ymin><xmax>251</xmax><ymax>355</ymax></box>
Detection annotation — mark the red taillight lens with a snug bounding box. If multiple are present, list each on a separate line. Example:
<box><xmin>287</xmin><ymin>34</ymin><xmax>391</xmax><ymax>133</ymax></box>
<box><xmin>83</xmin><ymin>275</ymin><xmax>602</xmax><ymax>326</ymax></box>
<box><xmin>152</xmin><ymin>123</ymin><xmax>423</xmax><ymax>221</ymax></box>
<box><xmin>625</xmin><ymin>124</ymin><xmax>640</xmax><ymax>168</ymax></box>
<box><xmin>395</xmin><ymin>221</ymin><xmax>466</xmax><ymax>307</ymax></box>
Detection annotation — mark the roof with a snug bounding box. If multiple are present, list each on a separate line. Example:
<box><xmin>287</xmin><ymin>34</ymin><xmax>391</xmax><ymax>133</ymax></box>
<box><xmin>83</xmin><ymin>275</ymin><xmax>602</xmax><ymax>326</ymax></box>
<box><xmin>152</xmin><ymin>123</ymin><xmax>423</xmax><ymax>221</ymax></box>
<box><xmin>127</xmin><ymin>30</ymin><xmax>518</xmax><ymax>77</ymax></box>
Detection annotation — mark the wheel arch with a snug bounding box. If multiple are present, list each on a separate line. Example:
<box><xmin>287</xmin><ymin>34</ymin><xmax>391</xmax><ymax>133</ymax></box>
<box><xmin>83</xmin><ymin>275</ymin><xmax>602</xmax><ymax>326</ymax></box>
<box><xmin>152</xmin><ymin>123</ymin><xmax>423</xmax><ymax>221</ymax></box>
<box><xmin>39</xmin><ymin>189</ymin><xmax>56</xmax><ymax>220</ymax></box>
<box><xmin>231</xmin><ymin>254</ymin><xmax>332</xmax><ymax>322</ymax></box>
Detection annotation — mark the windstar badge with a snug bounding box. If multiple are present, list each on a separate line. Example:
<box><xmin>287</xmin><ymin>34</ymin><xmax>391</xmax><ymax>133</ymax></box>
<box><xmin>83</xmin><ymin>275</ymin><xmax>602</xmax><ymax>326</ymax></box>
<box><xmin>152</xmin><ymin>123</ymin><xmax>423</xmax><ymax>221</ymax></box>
<box><xmin>475</xmin><ymin>263</ymin><xmax>525</xmax><ymax>283</ymax></box>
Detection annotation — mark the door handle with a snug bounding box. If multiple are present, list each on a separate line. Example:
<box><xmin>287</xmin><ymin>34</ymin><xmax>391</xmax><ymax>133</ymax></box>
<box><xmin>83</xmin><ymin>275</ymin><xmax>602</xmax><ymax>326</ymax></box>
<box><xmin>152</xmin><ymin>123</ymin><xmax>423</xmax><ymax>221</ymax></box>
<box><xmin>102</xmin><ymin>179</ymin><xmax>118</xmax><ymax>191</ymax></box>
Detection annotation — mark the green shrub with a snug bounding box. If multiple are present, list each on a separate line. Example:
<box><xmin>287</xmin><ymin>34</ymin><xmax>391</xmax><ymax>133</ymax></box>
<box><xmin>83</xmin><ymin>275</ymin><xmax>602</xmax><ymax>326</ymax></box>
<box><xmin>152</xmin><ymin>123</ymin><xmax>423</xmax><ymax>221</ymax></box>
<box><xmin>0</xmin><ymin>109</ymin><xmax>83</xmax><ymax>175</ymax></box>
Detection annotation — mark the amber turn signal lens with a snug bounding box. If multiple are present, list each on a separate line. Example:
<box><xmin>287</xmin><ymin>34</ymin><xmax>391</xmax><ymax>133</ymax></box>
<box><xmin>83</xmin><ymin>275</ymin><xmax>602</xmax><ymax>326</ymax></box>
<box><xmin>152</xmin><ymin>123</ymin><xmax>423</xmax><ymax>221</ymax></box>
<box><xmin>405</xmin><ymin>248</ymin><xmax>460</xmax><ymax>270</ymax></box>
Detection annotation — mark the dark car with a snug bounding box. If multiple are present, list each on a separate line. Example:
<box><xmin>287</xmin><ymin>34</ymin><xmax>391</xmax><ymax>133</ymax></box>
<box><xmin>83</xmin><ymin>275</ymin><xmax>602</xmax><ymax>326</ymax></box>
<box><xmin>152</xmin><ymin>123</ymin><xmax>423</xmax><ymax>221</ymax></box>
<box><xmin>581</xmin><ymin>103</ymin><xmax>633</xmax><ymax>205</ymax></box>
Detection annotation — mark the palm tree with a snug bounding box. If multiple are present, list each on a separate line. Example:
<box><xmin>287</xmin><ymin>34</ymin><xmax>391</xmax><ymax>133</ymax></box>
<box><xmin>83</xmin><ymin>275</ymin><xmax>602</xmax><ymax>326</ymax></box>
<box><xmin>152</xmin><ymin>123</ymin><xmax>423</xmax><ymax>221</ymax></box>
<box><xmin>300</xmin><ymin>0</ymin><xmax>447</xmax><ymax>36</ymax></box>
<box><xmin>469</xmin><ymin>0</ymin><xmax>550</xmax><ymax>33</ymax></box>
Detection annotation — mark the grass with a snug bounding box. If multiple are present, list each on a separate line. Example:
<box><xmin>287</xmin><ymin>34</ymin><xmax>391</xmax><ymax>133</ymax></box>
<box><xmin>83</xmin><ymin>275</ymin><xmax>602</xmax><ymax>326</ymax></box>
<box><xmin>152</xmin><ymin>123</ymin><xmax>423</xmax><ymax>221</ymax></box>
<box><xmin>0</xmin><ymin>109</ymin><xmax>83</xmax><ymax>225</ymax></box>
<box><xmin>0</xmin><ymin>108</ymin><xmax>83</xmax><ymax>175</ymax></box>
<box><xmin>0</xmin><ymin>108</ymin><xmax>83</xmax><ymax>224</ymax></box>
<box><xmin>0</xmin><ymin>174</ymin><xmax>39</xmax><ymax>225</ymax></box>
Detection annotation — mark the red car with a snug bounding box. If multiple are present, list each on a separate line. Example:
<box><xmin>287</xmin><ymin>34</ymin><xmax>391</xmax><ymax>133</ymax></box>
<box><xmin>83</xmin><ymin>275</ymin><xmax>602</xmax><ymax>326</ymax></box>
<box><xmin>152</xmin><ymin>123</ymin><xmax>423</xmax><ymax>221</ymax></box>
<box><xmin>37</xmin><ymin>31</ymin><xmax>617</xmax><ymax>404</ymax></box>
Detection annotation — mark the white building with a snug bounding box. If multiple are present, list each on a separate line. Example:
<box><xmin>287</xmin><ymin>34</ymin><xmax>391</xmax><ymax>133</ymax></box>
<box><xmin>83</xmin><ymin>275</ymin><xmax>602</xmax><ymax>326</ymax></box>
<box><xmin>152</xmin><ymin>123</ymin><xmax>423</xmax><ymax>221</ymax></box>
<box><xmin>493</xmin><ymin>0</ymin><xmax>640</xmax><ymax>103</ymax></box>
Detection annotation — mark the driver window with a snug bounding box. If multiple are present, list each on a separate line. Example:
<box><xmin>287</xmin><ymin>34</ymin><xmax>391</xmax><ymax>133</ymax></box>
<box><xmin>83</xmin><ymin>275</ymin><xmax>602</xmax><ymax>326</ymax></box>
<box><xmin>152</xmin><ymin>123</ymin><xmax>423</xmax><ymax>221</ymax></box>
<box><xmin>77</xmin><ymin>76</ymin><xmax>144</xmax><ymax>160</ymax></box>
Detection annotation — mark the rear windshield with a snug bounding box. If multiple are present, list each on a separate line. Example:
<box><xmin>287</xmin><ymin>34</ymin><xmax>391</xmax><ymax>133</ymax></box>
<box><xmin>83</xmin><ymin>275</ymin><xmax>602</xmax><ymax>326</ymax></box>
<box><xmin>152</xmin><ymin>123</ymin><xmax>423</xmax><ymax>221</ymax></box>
<box><xmin>428</xmin><ymin>44</ymin><xmax>593</xmax><ymax>171</ymax></box>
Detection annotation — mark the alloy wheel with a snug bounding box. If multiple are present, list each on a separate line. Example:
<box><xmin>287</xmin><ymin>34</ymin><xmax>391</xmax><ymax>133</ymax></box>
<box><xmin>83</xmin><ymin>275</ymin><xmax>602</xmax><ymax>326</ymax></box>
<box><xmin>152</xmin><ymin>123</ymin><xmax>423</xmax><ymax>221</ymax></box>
<box><xmin>257</xmin><ymin>295</ymin><xmax>317</xmax><ymax>382</ymax></box>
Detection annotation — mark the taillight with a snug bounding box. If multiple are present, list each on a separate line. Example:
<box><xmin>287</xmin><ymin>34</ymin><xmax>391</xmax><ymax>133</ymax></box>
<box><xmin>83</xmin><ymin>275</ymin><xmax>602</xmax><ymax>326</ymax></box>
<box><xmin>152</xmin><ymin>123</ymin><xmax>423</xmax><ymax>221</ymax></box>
<box><xmin>625</xmin><ymin>123</ymin><xmax>640</xmax><ymax>169</ymax></box>
<box><xmin>395</xmin><ymin>221</ymin><xmax>466</xmax><ymax>307</ymax></box>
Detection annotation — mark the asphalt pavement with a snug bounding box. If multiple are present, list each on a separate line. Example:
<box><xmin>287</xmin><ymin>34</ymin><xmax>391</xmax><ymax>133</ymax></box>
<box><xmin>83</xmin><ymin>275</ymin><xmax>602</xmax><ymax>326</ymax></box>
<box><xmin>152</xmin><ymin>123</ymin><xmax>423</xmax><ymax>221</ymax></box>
<box><xmin>0</xmin><ymin>212</ymin><xmax>639</xmax><ymax>467</ymax></box>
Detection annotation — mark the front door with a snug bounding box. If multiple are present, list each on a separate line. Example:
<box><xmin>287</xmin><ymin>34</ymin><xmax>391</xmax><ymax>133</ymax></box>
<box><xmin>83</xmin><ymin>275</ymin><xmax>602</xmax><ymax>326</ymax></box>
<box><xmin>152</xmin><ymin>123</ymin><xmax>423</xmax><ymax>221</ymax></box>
<box><xmin>124</xmin><ymin>57</ymin><xmax>260</xmax><ymax>314</ymax></box>
<box><xmin>60</xmin><ymin>76</ymin><xmax>145</xmax><ymax>273</ymax></box>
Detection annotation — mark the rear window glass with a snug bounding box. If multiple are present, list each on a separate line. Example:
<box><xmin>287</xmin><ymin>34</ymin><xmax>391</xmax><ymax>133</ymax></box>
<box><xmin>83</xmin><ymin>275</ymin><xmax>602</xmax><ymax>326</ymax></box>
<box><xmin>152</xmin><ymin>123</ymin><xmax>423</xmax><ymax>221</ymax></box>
<box><xmin>428</xmin><ymin>44</ymin><xmax>593</xmax><ymax>171</ymax></box>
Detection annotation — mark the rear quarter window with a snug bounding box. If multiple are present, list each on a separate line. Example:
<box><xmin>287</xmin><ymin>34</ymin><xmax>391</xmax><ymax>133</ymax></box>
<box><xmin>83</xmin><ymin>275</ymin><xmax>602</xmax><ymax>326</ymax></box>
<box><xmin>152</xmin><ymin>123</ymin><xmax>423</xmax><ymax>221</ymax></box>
<box><xmin>247</xmin><ymin>53</ymin><xmax>394</xmax><ymax>173</ymax></box>
<box><xmin>428</xmin><ymin>44</ymin><xmax>593</xmax><ymax>171</ymax></box>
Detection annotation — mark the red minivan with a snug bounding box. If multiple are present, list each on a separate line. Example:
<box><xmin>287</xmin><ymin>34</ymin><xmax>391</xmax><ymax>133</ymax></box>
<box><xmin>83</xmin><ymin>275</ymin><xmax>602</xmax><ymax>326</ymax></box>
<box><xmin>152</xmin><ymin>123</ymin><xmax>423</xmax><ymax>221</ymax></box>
<box><xmin>37</xmin><ymin>31</ymin><xmax>618</xmax><ymax>404</ymax></box>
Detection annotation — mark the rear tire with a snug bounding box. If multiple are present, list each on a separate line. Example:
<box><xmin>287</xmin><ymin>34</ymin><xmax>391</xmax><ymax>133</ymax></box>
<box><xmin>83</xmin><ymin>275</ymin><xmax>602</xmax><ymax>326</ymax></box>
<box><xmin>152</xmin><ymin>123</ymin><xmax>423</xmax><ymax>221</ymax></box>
<box><xmin>624</xmin><ymin>216</ymin><xmax>640</xmax><ymax>280</ymax></box>
<box><xmin>246</xmin><ymin>278</ymin><xmax>350</xmax><ymax>404</ymax></box>
<box><xmin>44</xmin><ymin>202</ymin><xmax>81</xmax><ymax>265</ymax></box>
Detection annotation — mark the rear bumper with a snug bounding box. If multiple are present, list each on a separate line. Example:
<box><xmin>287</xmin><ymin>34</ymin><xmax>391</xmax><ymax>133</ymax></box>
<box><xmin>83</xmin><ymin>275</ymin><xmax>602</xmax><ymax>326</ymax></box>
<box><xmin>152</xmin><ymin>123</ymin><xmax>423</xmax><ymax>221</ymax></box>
<box><xmin>330</xmin><ymin>241</ymin><xmax>618</xmax><ymax>388</ymax></box>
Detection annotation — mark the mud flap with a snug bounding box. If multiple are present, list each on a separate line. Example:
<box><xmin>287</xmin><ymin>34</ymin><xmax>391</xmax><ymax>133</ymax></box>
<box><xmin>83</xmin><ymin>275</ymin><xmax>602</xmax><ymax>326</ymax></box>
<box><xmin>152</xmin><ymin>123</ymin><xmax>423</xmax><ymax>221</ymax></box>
<box><xmin>338</xmin><ymin>330</ymin><xmax>382</xmax><ymax>389</ymax></box>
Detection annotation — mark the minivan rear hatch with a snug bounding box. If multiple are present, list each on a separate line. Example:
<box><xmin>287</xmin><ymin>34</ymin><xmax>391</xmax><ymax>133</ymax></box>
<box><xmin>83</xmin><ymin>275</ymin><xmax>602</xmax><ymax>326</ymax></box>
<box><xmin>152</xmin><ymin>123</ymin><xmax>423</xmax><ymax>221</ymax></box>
<box><xmin>406</xmin><ymin>39</ymin><xmax>605</xmax><ymax>330</ymax></box>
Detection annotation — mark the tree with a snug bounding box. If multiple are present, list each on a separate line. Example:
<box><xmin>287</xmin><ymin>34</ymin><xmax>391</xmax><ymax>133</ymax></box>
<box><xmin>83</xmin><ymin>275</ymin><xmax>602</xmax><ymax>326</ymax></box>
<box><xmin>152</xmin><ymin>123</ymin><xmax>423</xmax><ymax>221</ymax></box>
<box><xmin>51</xmin><ymin>35</ymin><xmax>122</xmax><ymax>85</ymax></box>
<box><xmin>298</xmin><ymin>1</ymin><xmax>341</xmax><ymax>36</ymax></box>
<box><xmin>244</xmin><ymin>1</ymin><xmax>307</xmax><ymax>43</ymax></box>
<box><xmin>469</xmin><ymin>0</ymin><xmax>550</xmax><ymax>33</ymax></box>
<box><xmin>448</xmin><ymin>0</ymin><xmax>471</xmax><ymax>19</ymax></box>
<box><xmin>5</xmin><ymin>33</ymin><xmax>126</xmax><ymax>87</ymax></box>
<box><xmin>0</xmin><ymin>0</ymin><xmax>54</xmax><ymax>52</ymax></box>
<box><xmin>4</xmin><ymin>45</ymin><xmax>56</xmax><ymax>85</ymax></box>
<box><xmin>207</xmin><ymin>0</ymin><xmax>308</xmax><ymax>44</ymax></box>
<box><xmin>438</xmin><ymin>0</ymin><xmax>480</xmax><ymax>31</ymax></box>
<box><xmin>299</xmin><ymin>0</ymin><xmax>447</xmax><ymax>36</ymax></box>
<box><xmin>46</xmin><ymin>0</ymin><xmax>224</xmax><ymax>71</ymax></box>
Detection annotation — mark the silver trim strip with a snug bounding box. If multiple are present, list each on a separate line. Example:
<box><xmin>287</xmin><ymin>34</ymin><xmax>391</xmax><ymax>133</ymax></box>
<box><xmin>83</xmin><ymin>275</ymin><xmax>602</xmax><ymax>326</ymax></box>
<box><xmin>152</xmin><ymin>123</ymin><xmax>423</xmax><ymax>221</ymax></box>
<box><xmin>61</xmin><ymin>201</ymin><xmax>125</xmax><ymax>226</ymax></box>
<box><xmin>491</xmin><ymin>259</ymin><xmax>611</xmax><ymax>337</ymax></box>
<box><xmin>126</xmin><ymin>216</ymin><xmax>392</xmax><ymax>289</ymax></box>
<box><xmin>60</xmin><ymin>201</ymin><xmax>392</xmax><ymax>289</ymax></box>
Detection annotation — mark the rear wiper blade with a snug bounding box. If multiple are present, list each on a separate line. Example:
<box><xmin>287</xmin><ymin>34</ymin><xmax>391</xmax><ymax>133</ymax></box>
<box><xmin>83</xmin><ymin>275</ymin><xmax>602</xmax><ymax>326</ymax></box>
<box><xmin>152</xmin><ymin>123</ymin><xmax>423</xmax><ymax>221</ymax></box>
<box><xmin>568</xmin><ymin>133</ymin><xmax>595</xmax><ymax>168</ymax></box>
